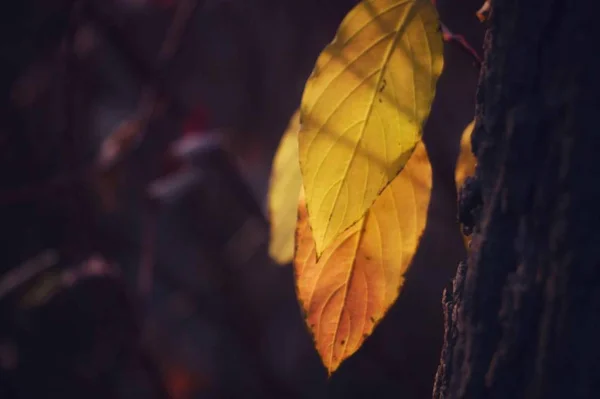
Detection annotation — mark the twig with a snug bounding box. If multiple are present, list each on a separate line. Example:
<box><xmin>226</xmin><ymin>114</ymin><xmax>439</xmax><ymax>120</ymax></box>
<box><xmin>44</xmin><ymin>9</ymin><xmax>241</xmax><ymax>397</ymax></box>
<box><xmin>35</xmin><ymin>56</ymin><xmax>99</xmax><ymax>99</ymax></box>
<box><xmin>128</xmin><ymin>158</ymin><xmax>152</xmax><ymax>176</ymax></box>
<box><xmin>134</xmin><ymin>0</ymin><xmax>201</xmax><ymax>303</ymax></box>
<box><xmin>441</xmin><ymin>22</ymin><xmax>483</xmax><ymax>67</ymax></box>
<box><xmin>431</xmin><ymin>0</ymin><xmax>483</xmax><ymax>67</ymax></box>
<box><xmin>158</xmin><ymin>0</ymin><xmax>199</xmax><ymax>64</ymax></box>
<box><xmin>0</xmin><ymin>250</ymin><xmax>60</xmax><ymax>301</ymax></box>
<box><xmin>81</xmin><ymin>0</ymin><xmax>187</xmax><ymax>117</ymax></box>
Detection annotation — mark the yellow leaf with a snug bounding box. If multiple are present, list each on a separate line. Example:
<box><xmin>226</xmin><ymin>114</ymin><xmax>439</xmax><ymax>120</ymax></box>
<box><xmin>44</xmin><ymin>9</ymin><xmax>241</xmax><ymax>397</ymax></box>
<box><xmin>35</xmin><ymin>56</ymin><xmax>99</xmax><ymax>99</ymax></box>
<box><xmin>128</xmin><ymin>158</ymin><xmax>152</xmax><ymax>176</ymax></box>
<box><xmin>295</xmin><ymin>140</ymin><xmax>432</xmax><ymax>374</ymax></box>
<box><xmin>299</xmin><ymin>0</ymin><xmax>444</xmax><ymax>257</ymax></box>
<box><xmin>454</xmin><ymin>120</ymin><xmax>476</xmax><ymax>190</ymax></box>
<box><xmin>454</xmin><ymin>120</ymin><xmax>477</xmax><ymax>248</ymax></box>
<box><xmin>268</xmin><ymin>110</ymin><xmax>303</xmax><ymax>264</ymax></box>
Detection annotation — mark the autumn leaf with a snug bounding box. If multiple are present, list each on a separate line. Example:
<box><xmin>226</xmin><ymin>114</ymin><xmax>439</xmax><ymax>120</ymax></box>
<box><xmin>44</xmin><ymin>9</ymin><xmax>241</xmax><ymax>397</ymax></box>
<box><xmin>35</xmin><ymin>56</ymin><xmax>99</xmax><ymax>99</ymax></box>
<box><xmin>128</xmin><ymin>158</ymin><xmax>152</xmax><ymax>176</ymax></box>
<box><xmin>295</xmin><ymin>140</ymin><xmax>432</xmax><ymax>374</ymax></box>
<box><xmin>476</xmin><ymin>0</ymin><xmax>491</xmax><ymax>22</ymax></box>
<box><xmin>267</xmin><ymin>110</ymin><xmax>303</xmax><ymax>264</ymax></box>
<box><xmin>455</xmin><ymin>120</ymin><xmax>477</xmax><ymax>248</ymax></box>
<box><xmin>298</xmin><ymin>0</ymin><xmax>444</xmax><ymax>257</ymax></box>
<box><xmin>454</xmin><ymin>120</ymin><xmax>476</xmax><ymax>190</ymax></box>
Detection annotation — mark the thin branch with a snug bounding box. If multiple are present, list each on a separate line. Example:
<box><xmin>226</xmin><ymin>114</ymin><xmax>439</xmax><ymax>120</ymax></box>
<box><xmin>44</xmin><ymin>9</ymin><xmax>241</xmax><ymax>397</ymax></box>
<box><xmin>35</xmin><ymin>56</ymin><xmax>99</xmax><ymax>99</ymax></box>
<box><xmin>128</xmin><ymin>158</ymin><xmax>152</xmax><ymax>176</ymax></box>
<box><xmin>441</xmin><ymin>22</ymin><xmax>483</xmax><ymax>67</ymax></box>
<box><xmin>135</xmin><ymin>0</ymin><xmax>201</xmax><ymax>303</ymax></box>
<box><xmin>0</xmin><ymin>250</ymin><xmax>60</xmax><ymax>301</ymax></box>
<box><xmin>81</xmin><ymin>0</ymin><xmax>187</xmax><ymax>117</ymax></box>
<box><xmin>158</xmin><ymin>0</ymin><xmax>200</xmax><ymax>64</ymax></box>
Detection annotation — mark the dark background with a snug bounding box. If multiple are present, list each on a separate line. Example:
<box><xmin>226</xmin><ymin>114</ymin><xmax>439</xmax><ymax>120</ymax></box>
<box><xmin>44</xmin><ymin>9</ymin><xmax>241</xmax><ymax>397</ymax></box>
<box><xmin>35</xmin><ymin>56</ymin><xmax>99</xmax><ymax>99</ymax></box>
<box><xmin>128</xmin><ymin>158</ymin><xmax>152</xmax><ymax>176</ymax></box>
<box><xmin>0</xmin><ymin>1</ymin><xmax>484</xmax><ymax>398</ymax></box>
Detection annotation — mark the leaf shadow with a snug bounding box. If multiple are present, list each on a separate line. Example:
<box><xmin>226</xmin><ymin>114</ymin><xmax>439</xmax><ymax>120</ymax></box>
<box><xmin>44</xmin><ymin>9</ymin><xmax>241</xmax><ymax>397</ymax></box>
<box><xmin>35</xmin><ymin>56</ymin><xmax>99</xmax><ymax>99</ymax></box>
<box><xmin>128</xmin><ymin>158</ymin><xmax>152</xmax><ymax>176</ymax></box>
<box><xmin>303</xmin><ymin>0</ymin><xmax>439</xmax><ymax>157</ymax></box>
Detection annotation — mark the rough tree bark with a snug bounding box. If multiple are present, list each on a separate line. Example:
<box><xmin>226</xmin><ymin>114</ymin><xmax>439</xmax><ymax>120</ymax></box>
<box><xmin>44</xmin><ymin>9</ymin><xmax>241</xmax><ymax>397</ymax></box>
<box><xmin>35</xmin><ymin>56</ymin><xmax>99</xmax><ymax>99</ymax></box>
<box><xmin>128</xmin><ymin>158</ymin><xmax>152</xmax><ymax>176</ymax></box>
<box><xmin>433</xmin><ymin>1</ymin><xmax>600</xmax><ymax>398</ymax></box>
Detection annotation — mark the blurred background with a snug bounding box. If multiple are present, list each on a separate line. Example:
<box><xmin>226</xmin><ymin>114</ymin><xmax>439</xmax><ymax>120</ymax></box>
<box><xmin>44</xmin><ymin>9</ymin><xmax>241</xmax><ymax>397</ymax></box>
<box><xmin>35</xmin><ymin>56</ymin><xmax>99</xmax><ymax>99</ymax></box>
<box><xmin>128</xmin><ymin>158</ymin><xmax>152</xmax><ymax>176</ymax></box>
<box><xmin>0</xmin><ymin>0</ymin><xmax>484</xmax><ymax>398</ymax></box>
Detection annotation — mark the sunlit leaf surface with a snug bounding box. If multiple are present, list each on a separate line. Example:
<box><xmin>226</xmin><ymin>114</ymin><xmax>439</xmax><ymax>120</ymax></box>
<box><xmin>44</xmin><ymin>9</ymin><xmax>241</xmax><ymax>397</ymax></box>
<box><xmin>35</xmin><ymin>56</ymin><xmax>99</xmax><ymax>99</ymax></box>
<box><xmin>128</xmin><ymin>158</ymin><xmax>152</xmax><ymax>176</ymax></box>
<box><xmin>299</xmin><ymin>0</ymin><xmax>444</xmax><ymax>256</ymax></box>
<box><xmin>268</xmin><ymin>110</ymin><xmax>303</xmax><ymax>264</ymax></box>
<box><xmin>455</xmin><ymin>120</ymin><xmax>477</xmax><ymax>248</ymax></box>
<box><xmin>454</xmin><ymin>120</ymin><xmax>476</xmax><ymax>191</ymax></box>
<box><xmin>295</xmin><ymin>141</ymin><xmax>432</xmax><ymax>374</ymax></box>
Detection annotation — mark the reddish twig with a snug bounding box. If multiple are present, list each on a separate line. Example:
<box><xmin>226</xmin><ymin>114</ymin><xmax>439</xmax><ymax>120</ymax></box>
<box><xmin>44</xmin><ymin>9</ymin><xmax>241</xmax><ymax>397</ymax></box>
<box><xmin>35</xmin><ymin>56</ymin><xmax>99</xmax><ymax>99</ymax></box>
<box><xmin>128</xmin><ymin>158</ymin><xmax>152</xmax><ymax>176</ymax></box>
<box><xmin>431</xmin><ymin>0</ymin><xmax>484</xmax><ymax>67</ymax></box>
<box><xmin>441</xmin><ymin>22</ymin><xmax>483</xmax><ymax>67</ymax></box>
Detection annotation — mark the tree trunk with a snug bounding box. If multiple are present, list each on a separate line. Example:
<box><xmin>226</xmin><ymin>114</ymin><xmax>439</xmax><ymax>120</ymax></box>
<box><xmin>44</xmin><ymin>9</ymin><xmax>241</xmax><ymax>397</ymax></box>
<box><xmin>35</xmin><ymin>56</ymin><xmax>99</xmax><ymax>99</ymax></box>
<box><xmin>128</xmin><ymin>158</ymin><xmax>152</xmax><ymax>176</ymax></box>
<box><xmin>433</xmin><ymin>1</ymin><xmax>600</xmax><ymax>398</ymax></box>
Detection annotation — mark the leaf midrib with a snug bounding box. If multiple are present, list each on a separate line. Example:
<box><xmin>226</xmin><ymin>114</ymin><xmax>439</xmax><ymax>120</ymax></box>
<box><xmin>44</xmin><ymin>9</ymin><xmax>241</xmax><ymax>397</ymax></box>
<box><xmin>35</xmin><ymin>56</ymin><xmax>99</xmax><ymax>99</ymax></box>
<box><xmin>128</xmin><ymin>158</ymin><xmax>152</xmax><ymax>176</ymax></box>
<box><xmin>319</xmin><ymin>0</ymin><xmax>419</xmax><ymax>254</ymax></box>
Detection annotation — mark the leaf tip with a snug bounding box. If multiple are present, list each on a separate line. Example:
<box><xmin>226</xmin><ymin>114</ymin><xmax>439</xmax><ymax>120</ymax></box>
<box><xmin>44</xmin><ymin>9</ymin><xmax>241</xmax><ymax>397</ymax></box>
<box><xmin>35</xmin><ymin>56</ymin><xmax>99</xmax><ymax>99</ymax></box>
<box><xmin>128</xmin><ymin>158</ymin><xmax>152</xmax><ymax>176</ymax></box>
<box><xmin>476</xmin><ymin>0</ymin><xmax>491</xmax><ymax>22</ymax></box>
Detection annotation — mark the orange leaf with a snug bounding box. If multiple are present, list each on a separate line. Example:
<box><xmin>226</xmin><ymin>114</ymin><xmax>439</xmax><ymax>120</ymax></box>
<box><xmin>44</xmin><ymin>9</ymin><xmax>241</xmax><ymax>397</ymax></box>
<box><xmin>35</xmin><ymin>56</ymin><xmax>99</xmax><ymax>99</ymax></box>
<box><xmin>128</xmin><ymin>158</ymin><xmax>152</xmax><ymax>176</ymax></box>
<box><xmin>476</xmin><ymin>0</ymin><xmax>491</xmax><ymax>21</ymax></box>
<box><xmin>455</xmin><ymin>120</ymin><xmax>476</xmax><ymax>190</ymax></box>
<box><xmin>454</xmin><ymin>120</ymin><xmax>477</xmax><ymax>248</ymax></box>
<box><xmin>294</xmin><ymin>140</ymin><xmax>432</xmax><ymax>374</ymax></box>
